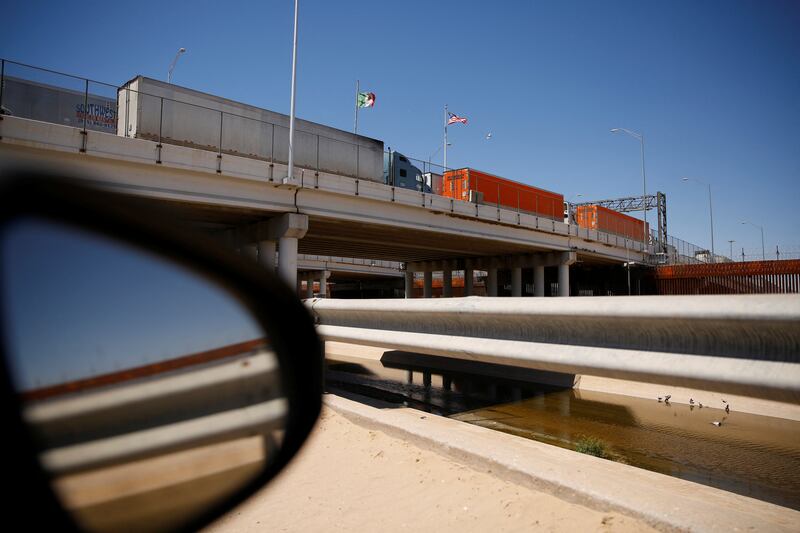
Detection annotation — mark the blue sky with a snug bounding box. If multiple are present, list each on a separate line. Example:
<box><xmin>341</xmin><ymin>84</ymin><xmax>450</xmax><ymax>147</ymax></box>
<box><xmin>2</xmin><ymin>1</ymin><xmax>798</xmax><ymax>257</ymax></box>
<box><xmin>2</xmin><ymin>219</ymin><xmax>262</xmax><ymax>389</ymax></box>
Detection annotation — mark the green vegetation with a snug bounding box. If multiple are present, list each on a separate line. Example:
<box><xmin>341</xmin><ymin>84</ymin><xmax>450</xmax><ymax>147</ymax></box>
<box><xmin>574</xmin><ymin>436</ymin><xmax>609</xmax><ymax>458</ymax></box>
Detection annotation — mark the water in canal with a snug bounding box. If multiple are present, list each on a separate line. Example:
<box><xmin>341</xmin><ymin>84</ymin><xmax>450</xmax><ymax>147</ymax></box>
<box><xmin>326</xmin><ymin>356</ymin><xmax>800</xmax><ymax>510</ymax></box>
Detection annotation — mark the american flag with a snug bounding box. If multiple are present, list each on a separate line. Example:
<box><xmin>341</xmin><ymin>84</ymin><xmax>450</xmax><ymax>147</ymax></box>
<box><xmin>447</xmin><ymin>112</ymin><xmax>468</xmax><ymax>125</ymax></box>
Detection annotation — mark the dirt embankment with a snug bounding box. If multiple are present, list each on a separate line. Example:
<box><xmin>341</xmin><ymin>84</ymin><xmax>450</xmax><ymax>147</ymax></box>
<box><xmin>205</xmin><ymin>406</ymin><xmax>654</xmax><ymax>532</ymax></box>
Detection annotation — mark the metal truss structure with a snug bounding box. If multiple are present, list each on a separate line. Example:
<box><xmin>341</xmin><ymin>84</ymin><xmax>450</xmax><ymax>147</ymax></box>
<box><xmin>575</xmin><ymin>192</ymin><xmax>668</xmax><ymax>252</ymax></box>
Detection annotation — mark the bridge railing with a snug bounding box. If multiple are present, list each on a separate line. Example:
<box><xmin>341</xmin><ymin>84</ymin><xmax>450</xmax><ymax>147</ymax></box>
<box><xmin>308</xmin><ymin>295</ymin><xmax>800</xmax><ymax>404</ymax></box>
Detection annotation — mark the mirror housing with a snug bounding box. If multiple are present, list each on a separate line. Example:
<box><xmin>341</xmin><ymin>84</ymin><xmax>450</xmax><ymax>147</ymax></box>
<box><xmin>0</xmin><ymin>172</ymin><xmax>324</xmax><ymax>531</ymax></box>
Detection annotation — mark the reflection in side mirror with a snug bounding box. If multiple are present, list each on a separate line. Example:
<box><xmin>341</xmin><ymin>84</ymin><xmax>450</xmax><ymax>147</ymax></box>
<box><xmin>1</xmin><ymin>218</ymin><xmax>286</xmax><ymax>533</ymax></box>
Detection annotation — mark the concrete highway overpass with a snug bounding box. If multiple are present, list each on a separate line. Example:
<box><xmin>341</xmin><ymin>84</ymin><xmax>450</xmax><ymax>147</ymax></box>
<box><xmin>0</xmin><ymin>115</ymin><xmax>648</xmax><ymax>296</ymax></box>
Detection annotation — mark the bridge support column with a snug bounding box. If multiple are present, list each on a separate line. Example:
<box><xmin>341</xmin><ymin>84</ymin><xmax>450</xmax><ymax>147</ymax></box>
<box><xmin>404</xmin><ymin>271</ymin><xmax>414</xmax><ymax>298</ymax></box>
<box><xmin>558</xmin><ymin>252</ymin><xmax>577</xmax><ymax>297</ymax></box>
<box><xmin>269</xmin><ymin>213</ymin><xmax>308</xmax><ymax>290</ymax></box>
<box><xmin>534</xmin><ymin>265</ymin><xmax>545</xmax><ymax>297</ymax></box>
<box><xmin>557</xmin><ymin>263</ymin><xmax>569</xmax><ymax>297</ymax></box>
<box><xmin>318</xmin><ymin>270</ymin><xmax>329</xmax><ymax>298</ymax></box>
<box><xmin>278</xmin><ymin>236</ymin><xmax>299</xmax><ymax>289</ymax></box>
<box><xmin>423</xmin><ymin>271</ymin><xmax>433</xmax><ymax>298</ymax></box>
<box><xmin>258</xmin><ymin>240</ymin><xmax>276</xmax><ymax>271</ymax></box>
<box><xmin>442</xmin><ymin>266</ymin><xmax>453</xmax><ymax>298</ymax></box>
<box><xmin>464</xmin><ymin>267</ymin><xmax>473</xmax><ymax>296</ymax></box>
<box><xmin>511</xmin><ymin>267</ymin><xmax>522</xmax><ymax>297</ymax></box>
<box><xmin>487</xmin><ymin>268</ymin><xmax>498</xmax><ymax>297</ymax></box>
<box><xmin>305</xmin><ymin>279</ymin><xmax>313</xmax><ymax>299</ymax></box>
<box><xmin>242</xmin><ymin>244</ymin><xmax>258</xmax><ymax>260</ymax></box>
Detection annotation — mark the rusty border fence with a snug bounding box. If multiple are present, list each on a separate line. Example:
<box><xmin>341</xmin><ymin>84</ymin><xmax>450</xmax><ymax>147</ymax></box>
<box><xmin>653</xmin><ymin>260</ymin><xmax>800</xmax><ymax>295</ymax></box>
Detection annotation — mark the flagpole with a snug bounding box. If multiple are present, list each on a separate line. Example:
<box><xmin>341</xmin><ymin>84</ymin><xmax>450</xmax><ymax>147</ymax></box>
<box><xmin>444</xmin><ymin>104</ymin><xmax>448</xmax><ymax>170</ymax></box>
<box><xmin>354</xmin><ymin>79</ymin><xmax>359</xmax><ymax>135</ymax></box>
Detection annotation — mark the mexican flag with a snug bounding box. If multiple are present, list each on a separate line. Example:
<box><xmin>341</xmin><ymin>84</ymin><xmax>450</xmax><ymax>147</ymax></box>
<box><xmin>357</xmin><ymin>91</ymin><xmax>376</xmax><ymax>108</ymax></box>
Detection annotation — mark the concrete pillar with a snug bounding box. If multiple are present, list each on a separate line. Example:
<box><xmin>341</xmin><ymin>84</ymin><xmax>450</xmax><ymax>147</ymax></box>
<box><xmin>557</xmin><ymin>251</ymin><xmax>576</xmax><ymax>297</ymax></box>
<box><xmin>487</xmin><ymin>268</ymin><xmax>498</xmax><ymax>297</ymax></box>
<box><xmin>319</xmin><ymin>271</ymin><xmax>328</xmax><ymax>298</ymax></box>
<box><xmin>258</xmin><ymin>240</ymin><xmax>276</xmax><ymax>271</ymax></box>
<box><xmin>423</xmin><ymin>271</ymin><xmax>433</xmax><ymax>298</ymax></box>
<box><xmin>558</xmin><ymin>262</ymin><xmax>570</xmax><ymax>297</ymax></box>
<box><xmin>511</xmin><ymin>266</ymin><xmax>522</xmax><ymax>297</ymax></box>
<box><xmin>267</xmin><ymin>213</ymin><xmax>308</xmax><ymax>290</ymax></box>
<box><xmin>305</xmin><ymin>277</ymin><xmax>313</xmax><ymax>299</ymax></box>
<box><xmin>278</xmin><ymin>236</ymin><xmax>298</xmax><ymax>289</ymax></box>
<box><xmin>404</xmin><ymin>271</ymin><xmax>414</xmax><ymax>298</ymax></box>
<box><xmin>464</xmin><ymin>267</ymin><xmax>473</xmax><ymax>296</ymax></box>
<box><xmin>242</xmin><ymin>244</ymin><xmax>258</xmax><ymax>260</ymax></box>
<box><xmin>442</xmin><ymin>267</ymin><xmax>453</xmax><ymax>298</ymax></box>
<box><xmin>534</xmin><ymin>265</ymin><xmax>545</xmax><ymax>297</ymax></box>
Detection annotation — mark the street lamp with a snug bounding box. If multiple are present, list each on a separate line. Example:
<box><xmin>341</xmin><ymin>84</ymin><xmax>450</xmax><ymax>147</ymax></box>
<box><xmin>167</xmin><ymin>47</ymin><xmax>186</xmax><ymax>84</ymax></box>
<box><xmin>728</xmin><ymin>239</ymin><xmax>735</xmax><ymax>262</ymax></box>
<box><xmin>740</xmin><ymin>221</ymin><xmax>765</xmax><ymax>260</ymax></box>
<box><xmin>610</xmin><ymin>128</ymin><xmax>648</xmax><ymax>249</ymax></box>
<box><xmin>681</xmin><ymin>177</ymin><xmax>715</xmax><ymax>263</ymax></box>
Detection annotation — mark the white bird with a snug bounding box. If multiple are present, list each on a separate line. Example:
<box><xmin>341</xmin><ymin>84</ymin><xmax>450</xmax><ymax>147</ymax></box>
<box><xmin>664</xmin><ymin>395</ymin><xmax>671</xmax><ymax>402</ymax></box>
<box><xmin>689</xmin><ymin>398</ymin><xmax>695</xmax><ymax>405</ymax></box>
<box><xmin>711</xmin><ymin>421</ymin><xmax>722</xmax><ymax>427</ymax></box>
<box><xmin>485</xmin><ymin>132</ymin><xmax>492</xmax><ymax>140</ymax></box>
<box><xmin>657</xmin><ymin>397</ymin><xmax>663</xmax><ymax>402</ymax></box>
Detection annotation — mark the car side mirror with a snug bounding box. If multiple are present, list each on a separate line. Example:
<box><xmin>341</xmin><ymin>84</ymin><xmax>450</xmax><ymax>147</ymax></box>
<box><xmin>0</xmin><ymin>174</ymin><xmax>323</xmax><ymax>532</ymax></box>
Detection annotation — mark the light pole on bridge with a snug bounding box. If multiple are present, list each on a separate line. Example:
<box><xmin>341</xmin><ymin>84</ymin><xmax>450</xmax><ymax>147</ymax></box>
<box><xmin>681</xmin><ymin>177</ymin><xmax>716</xmax><ymax>263</ymax></box>
<box><xmin>740</xmin><ymin>221</ymin><xmax>765</xmax><ymax>261</ymax></box>
<box><xmin>610</xmin><ymin>128</ymin><xmax>648</xmax><ymax>250</ymax></box>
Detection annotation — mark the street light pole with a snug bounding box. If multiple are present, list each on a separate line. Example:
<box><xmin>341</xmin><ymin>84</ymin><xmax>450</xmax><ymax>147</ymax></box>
<box><xmin>610</xmin><ymin>128</ymin><xmax>647</xmax><ymax>250</ymax></box>
<box><xmin>167</xmin><ymin>47</ymin><xmax>186</xmax><ymax>84</ymax></box>
<box><xmin>741</xmin><ymin>221</ymin><xmax>765</xmax><ymax>260</ymax></box>
<box><xmin>286</xmin><ymin>0</ymin><xmax>299</xmax><ymax>183</ymax></box>
<box><xmin>728</xmin><ymin>239</ymin><xmax>735</xmax><ymax>261</ymax></box>
<box><xmin>681</xmin><ymin>177</ymin><xmax>715</xmax><ymax>262</ymax></box>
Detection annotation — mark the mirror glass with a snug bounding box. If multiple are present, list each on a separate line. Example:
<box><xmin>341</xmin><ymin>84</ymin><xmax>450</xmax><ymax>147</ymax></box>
<box><xmin>0</xmin><ymin>218</ymin><xmax>285</xmax><ymax>533</ymax></box>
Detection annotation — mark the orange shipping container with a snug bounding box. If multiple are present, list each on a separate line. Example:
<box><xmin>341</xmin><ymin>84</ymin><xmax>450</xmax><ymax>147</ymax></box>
<box><xmin>575</xmin><ymin>205</ymin><xmax>649</xmax><ymax>242</ymax></box>
<box><xmin>442</xmin><ymin>168</ymin><xmax>564</xmax><ymax>220</ymax></box>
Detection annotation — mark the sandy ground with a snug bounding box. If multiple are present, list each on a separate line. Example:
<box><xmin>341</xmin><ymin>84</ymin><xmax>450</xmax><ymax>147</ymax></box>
<box><xmin>204</xmin><ymin>407</ymin><xmax>657</xmax><ymax>533</ymax></box>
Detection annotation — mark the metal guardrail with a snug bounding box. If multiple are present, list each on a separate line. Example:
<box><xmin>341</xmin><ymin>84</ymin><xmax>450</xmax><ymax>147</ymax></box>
<box><xmin>24</xmin><ymin>350</ymin><xmax>284</xmax><ymax>475</ymax></box>
<box><xmin>308</xmin><ymin>295</ymin><xmax>800</xmax><ymax>403</ymax></box>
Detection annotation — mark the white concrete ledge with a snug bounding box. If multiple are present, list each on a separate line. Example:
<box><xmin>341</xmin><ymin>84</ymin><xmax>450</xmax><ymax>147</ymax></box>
<box><xmin>325</xmin><ymin>394</ymin><xmax>800</xmax><ymax>532</ymax></box>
